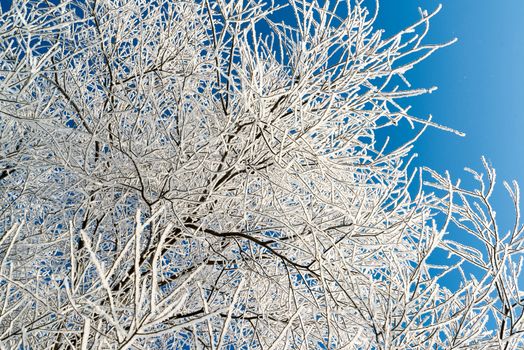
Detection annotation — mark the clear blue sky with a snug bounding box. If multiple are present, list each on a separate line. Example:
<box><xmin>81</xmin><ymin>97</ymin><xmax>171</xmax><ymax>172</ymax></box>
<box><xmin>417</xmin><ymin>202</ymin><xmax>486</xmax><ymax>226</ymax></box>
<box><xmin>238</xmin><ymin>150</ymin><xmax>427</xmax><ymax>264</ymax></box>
<box><xmin>372</xmin><ymin>1</ymin><xmax>524</xmax><ymax>295</ymax></box>
<box><xmin>375</xmin><ymin>1</ymin><xmax>524</xmax><ymax>230</ymax></box>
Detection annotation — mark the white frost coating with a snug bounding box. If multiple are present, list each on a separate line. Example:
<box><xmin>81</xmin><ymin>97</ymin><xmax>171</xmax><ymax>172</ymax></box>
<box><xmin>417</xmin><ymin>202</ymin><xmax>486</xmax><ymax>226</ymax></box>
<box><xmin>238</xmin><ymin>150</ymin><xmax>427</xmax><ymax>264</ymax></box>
<box><xmin>0</xmin><ymin>0</ymin><xmax>522</xmax><ymax>349</ymax></box>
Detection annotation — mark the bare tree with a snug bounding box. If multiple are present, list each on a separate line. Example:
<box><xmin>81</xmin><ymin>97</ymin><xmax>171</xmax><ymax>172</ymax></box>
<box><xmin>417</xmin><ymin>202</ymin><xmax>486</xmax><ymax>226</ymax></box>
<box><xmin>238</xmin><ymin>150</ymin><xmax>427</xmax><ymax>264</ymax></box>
<box><xmin>0</xmin><ymin>0</ymin><xmax>522</xmax><ymax>349</ymax></box>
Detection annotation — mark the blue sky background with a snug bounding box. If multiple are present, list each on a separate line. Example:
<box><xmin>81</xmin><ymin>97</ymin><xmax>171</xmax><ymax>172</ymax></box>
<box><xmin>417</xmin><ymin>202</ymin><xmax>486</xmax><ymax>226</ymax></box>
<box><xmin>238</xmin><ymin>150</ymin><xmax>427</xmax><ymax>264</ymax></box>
<box><xmin>374</xmin><ymin>0</ymin><xmax>524</xmax><ymax>233</ymax></box>
<box><xmin>371</xmin><ymin>1</ymin><xmax>524</xmax><ymax>294</ymax></box>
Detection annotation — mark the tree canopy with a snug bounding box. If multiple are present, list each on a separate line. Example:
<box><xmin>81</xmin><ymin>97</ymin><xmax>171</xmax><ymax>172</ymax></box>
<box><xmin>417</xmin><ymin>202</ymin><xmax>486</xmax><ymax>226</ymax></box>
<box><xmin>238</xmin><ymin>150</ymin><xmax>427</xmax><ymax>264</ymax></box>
<box><xmin>0</xmin><ymin>0</ymin><xmax>523</xmax><ymax>349</ymax></box>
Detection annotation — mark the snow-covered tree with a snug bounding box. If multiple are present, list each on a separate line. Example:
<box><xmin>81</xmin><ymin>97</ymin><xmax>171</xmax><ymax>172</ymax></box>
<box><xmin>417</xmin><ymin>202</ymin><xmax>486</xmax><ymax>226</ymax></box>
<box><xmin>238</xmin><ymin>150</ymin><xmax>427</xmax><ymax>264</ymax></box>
<box><xmin>0</xmin><ymin>0</ymin><xmax>522</xmax><ymax>348</ymax></box>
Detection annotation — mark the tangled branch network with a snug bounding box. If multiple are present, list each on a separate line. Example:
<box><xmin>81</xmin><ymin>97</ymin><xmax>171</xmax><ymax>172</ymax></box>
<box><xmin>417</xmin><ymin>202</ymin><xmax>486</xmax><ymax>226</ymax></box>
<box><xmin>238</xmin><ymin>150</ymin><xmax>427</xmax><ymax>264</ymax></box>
<box><xmin>0</xmin><ymin>0</ymin><xmax>522</xmax><ymax>348</ymax></box>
